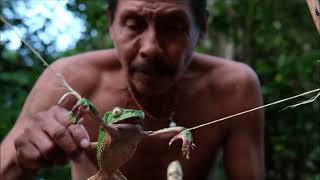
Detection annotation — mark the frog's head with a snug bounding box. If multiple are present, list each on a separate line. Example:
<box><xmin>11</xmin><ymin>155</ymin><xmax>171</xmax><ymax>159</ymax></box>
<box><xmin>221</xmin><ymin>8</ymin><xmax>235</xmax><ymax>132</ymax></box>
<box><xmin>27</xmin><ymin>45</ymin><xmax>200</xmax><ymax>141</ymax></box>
<box><xmin>103</xmin><ymin>107</ymin><xmax>145</xmax><ymax>125</ymax></box>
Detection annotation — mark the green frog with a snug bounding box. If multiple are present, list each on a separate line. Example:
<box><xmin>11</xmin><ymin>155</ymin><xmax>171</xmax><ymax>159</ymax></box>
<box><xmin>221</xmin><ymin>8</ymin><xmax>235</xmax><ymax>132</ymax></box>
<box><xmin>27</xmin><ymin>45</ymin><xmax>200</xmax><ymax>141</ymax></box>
<box><xmin>69</xmin><ymin>98</ymin><xmax>195</xmax><ymax>180</ymax></box>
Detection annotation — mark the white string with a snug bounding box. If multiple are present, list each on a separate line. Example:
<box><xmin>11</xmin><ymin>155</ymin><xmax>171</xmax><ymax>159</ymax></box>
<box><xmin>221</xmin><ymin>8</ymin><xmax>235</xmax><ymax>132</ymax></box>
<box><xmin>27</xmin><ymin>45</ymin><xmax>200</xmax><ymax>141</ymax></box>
<box><xmin>187</xmin><ymin>88</ymin><xmax>320</xmax><ymax>131</ymax></box>
<box><xmin>1</xmin><ymin>16</ymin><xmax>82</xmax><ymax>100</ymax></box>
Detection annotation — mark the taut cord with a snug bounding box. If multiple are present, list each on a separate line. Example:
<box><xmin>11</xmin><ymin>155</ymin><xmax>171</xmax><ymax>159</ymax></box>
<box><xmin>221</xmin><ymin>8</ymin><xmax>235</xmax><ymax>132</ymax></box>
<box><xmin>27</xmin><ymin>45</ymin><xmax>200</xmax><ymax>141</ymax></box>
<box><xmin>187</xmin><ymin>88</ymin><xmax>320</xmax><ymax>131</ymax></box>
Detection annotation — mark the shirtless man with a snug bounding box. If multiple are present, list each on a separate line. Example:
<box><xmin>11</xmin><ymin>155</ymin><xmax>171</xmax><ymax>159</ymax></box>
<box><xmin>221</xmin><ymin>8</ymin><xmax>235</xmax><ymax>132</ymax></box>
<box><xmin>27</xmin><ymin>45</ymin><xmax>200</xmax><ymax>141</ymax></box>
<box><xmin>0</xmin><ymin>0</ymin><xmax>265</xmax><ymax>179</ymax></box>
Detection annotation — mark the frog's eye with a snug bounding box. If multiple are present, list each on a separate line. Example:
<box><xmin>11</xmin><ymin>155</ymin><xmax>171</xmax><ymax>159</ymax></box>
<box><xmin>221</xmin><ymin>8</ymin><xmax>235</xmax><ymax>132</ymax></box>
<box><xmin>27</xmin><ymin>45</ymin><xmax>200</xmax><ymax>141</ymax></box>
<box><xmin>112</xmin><ymin>107</ymin><xmax>122</xmax><ymax>117</ymax></box>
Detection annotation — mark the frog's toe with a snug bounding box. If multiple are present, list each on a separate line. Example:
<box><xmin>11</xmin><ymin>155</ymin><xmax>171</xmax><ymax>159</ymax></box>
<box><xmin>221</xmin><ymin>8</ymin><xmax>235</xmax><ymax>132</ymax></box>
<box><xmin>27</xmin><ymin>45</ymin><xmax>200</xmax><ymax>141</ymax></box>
<box><xmin>168</xmin><ymin>131</ymin><xmax>195</xmax><ymax>159</ymax></box>
<box><xmin>191</xmin><ymin>143</ymin><xmax>196</xmax><ymax>149</ymax></box>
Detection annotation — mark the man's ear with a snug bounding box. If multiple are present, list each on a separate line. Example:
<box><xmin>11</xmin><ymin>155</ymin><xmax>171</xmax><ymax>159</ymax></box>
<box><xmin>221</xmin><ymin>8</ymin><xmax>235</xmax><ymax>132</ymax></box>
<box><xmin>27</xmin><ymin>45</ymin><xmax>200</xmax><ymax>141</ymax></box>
<box><xmin>109</xmin><ymin>26</ymin><xmax>114</xmax><ymax>41</ymax></box>
<box><xmin>105</xmin><ymin>5</ymin><xmax>114</xmax><ymax>40</ymax></box>
<box><xmin>198</xmin><ymin>10</ymin><xmax>209</xmax><ymax>44</ymax></box>
<box><xmin>105</xmin><ymin>6</ymin><xmax>112</xmax><ymax>24</ymax></box>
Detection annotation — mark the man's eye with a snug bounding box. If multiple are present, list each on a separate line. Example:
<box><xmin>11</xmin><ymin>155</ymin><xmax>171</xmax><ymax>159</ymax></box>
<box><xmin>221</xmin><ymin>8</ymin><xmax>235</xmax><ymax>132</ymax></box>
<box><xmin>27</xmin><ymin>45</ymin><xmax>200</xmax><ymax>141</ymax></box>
<box><xmin>170</xmin><ymin>24</ymin><xmax>185</xmax><ymax>30</ymax></box>
<box><xmin>125</xmin><ymin>19</ymin><xmax>145</xmax><ymax>31</ymax></box>
<box><xmin>165</xmin><ymin>23</ymin><xmax>187</xmax><ymax>31</ymax></box>
<box><xmin>126</xmin><ymin>19</ymin><xmax>137</xmax><ymax>27</ymax></box>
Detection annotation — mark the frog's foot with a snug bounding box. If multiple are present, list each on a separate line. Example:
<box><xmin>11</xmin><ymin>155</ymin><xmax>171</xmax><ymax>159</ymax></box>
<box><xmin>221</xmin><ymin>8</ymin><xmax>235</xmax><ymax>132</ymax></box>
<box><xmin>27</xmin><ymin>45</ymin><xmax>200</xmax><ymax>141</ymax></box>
<box><xmin>67</xmin><ymin>98</ymin><xmax>99</xmax><ymax>124</ymax></box>
<box><xmin>168</xmin><ymin>129</ymin><xmax>196</xmax><ymax>159</ymax></box>
<box><xmin>87</xmin><ymin>170</ymin><xmax>127</xmax><ymax>180</ymax></box>
<box><xmin>69</xmin><ymin>103</ymin><xmax>90</xmax><ymax>124</ymax></box>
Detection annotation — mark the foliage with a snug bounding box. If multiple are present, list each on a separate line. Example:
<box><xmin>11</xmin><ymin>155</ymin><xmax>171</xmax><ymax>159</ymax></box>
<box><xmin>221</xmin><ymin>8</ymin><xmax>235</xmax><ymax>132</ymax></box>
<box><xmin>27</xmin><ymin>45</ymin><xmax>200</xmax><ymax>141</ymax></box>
<box><xmin>1</xmin><ymin>0</ymin><xmax>319</xmax><ymax>179</ymax></box>
<box><xmin>203</xmin><ymin>1</ymin><xmax>320</xmax><ymax>179</ymax></box>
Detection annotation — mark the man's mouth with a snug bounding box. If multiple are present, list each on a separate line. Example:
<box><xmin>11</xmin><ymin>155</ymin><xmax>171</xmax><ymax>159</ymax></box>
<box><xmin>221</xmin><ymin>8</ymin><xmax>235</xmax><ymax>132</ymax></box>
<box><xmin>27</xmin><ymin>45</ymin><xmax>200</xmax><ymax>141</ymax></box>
<box><xmin>133</xmin><ymin>70</ymin><xmax>175</xmax><ymax>82</ymax></box>
<box><xmin>131</xmin><ymin>61</ymin><xmax>176</xmax><ymax>78</ymax></box>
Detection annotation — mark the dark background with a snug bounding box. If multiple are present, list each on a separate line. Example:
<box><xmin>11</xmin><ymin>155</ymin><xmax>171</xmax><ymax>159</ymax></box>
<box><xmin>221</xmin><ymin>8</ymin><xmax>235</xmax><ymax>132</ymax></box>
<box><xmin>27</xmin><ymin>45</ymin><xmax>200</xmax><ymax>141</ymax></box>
<box><xmin>1</xmin><ymin>0</ymin><xmax>319</xmax><ymax>179</ymax></box>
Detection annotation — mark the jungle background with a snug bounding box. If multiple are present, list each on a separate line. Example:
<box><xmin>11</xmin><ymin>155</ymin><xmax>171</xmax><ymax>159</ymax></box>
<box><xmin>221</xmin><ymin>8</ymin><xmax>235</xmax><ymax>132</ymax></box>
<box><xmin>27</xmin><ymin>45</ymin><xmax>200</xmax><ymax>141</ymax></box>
<box><xmin>0</xmin><ymin>0</ymin><xmax>319</xmax><ymax>179</ymax></box>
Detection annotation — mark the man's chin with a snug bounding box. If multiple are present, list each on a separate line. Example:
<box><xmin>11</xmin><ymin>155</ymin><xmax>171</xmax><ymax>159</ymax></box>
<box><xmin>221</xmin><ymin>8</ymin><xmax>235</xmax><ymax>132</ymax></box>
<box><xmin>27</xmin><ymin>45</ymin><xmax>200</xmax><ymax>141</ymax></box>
<box><xmin>131</xmin><ymin>73</ymin><xmax>175</xmax><ymax>95</ymax></box>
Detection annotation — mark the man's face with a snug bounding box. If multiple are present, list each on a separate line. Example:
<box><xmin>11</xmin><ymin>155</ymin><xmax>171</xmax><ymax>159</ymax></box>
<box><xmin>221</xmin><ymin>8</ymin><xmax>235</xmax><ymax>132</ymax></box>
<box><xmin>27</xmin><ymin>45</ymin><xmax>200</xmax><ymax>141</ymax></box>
<box><xmin>110</xmin><ymin>0</ymin><xmax>202</xmax><ymax>94</ymax></box>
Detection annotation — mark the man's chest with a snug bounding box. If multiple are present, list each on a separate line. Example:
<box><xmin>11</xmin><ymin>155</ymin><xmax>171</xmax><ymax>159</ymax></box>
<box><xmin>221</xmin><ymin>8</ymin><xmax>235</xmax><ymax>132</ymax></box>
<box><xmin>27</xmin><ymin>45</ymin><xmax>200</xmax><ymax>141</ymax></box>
<box><xmin>84</xmin><ymin>87</ymin><xmax>228</xmax><ymax>137</ymax></box>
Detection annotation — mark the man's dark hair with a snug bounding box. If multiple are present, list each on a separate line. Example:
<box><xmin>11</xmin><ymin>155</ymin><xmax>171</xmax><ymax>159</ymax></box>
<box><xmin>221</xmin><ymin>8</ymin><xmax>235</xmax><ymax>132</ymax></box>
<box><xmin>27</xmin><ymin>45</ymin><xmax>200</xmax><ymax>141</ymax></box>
<box><xmin>106</xmin><ymin>0</ymin><xmax>208</xmax><ymax>31</ymax></box>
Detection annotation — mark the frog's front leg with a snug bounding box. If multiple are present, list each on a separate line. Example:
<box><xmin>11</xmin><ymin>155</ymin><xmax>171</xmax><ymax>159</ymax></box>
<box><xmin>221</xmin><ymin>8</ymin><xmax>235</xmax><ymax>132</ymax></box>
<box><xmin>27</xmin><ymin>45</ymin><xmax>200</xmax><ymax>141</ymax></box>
<box><xmin>147</xmin><ymin>127</ymin><xmax>196</xmax><ymax>159</ymax></box>
<box><xmin>67</xmin><ymin>98</ymin><xmax>99</xmax><ymax>124</ymax></box>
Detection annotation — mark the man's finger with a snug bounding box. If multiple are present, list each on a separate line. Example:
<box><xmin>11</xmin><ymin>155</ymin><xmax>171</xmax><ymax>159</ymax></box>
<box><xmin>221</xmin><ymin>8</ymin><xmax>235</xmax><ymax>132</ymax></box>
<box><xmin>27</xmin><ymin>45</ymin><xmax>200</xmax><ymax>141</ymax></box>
<box><xmin>27</xmin><ymin>127</ymin><xmax>55</xmax><ymax>160</ymax></box>
<box><xmin>40</xmin><ymin>117</ymin><xmax>79</xmax><ymax>156</ymax></box>
<box><xmin>27</xmin><ymin>127</ymin><xmax>68</xmax><ymax>165</ymax></box>
<box><xmin>68</xmin><ymin>124</ymin><xmax>90</xmax><ymax>149</ymax></box>
<box><xmin>15</xmin><ymin>137</ymin><xmax>42</xmax><ymax>169</ymax></box>
<box><xmin>51</xmin><ymin>105</ymin><xmax>72</xmax><ymax>126</ymax></box>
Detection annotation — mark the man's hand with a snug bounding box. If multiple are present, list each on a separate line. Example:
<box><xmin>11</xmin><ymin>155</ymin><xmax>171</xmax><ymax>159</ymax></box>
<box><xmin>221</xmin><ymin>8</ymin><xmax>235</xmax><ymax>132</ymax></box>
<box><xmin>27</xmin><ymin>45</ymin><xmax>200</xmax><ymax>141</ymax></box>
<box><xmin>14</xmin><ymin>105</ymin><xmax>91</xmax><ymax>171</ymax></box>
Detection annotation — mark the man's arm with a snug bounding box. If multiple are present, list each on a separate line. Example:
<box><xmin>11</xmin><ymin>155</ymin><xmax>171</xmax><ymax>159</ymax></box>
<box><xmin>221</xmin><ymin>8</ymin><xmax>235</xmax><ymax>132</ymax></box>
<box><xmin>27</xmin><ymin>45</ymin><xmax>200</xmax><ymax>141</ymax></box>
<box><xmin>223</xmin><ymin>65</ymin><xmax>265</xmax><ymax>180</ymax></box>
<box><xmin>1</xmin><ymin>50</ymin><xmax>147</xmax><ymax>180</ymax></box>
<box><xmin>0</xmin><ymin>58</ymin><xmax>94</xmax><ymax>179</ymax></box>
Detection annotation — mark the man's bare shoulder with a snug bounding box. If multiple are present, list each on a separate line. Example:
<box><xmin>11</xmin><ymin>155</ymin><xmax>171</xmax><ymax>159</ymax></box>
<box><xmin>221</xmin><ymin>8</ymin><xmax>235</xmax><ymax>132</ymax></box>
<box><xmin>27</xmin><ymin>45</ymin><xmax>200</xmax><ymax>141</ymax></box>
<box><xmin>190</xmin><ymin>53</ymin><xmax>264</xmax><ymax>134</ymax></box>
<box><xmin>22</xmin><ymin>49</ymin><xmax>119</xmax><ymax>114</ymax></box>
<box><xmin>48</xmin><ymin>49</ymin><xmax>120</xmax><ymax>93</ymax></box>
<box><xmin>54</xmin><ymin>49</ymin><xmax>119</xmax><ymax>75</ymax></box>
<box><xmin>192</xmin><ymin>53</ymin><xmax>261</xmax><ymax>96</ymax></box>
<box><xmin>190</xmin><ymin>53</ymin><xmax>263</xmax><ymax>119</ymax></box>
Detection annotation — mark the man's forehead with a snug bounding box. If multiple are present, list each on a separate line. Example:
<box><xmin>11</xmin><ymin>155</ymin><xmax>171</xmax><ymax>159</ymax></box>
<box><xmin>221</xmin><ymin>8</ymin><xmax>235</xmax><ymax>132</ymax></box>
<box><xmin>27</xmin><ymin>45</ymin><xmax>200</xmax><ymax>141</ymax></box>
<box><xmin>117</xmin><ymin>0</ymin><xmax>190</xmax><ymax>9</ymax></box>
<box><xmin>116</xmin><ymin>0</ymin><xmax>192</xmax><ymax>15</ymax></box>
<box><xmin>119</xmin><ymin>0</ymin><xmax>189</xmax><ymax>4</ymax></box>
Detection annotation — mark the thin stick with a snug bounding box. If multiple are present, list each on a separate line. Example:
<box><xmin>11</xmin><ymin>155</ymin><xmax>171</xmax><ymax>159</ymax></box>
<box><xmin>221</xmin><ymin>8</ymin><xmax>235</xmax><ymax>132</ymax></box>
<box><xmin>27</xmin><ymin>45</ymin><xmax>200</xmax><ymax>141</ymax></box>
<box><xmin>187</xmin><ymin>88</ymin><xmax>320</xmax><ymax>131</ymax></box>
<box><xmin>0</xmin><ymin>16</ymin><xmax>82</xmax><ymax>100</ymax></box>
<box><xmin>283</xmin><ymin>91</ymin><xmax>320</xmax><ymax>109</ymax></box>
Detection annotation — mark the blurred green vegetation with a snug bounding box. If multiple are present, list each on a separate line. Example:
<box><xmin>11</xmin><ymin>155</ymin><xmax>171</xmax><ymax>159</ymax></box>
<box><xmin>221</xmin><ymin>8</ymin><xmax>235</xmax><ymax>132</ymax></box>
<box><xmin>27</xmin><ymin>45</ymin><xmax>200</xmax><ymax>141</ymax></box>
<box><xmin>1</xmin><ymin>0</ymin><xmax>319</xmax><ymax>179</ymax></box>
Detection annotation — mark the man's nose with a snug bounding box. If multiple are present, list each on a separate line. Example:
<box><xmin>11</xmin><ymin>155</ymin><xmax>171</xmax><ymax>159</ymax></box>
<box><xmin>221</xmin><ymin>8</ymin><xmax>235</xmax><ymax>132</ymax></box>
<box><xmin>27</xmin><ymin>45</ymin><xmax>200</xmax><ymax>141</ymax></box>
<box><xmin>139</xmin><ymin>27</ymin><xmax>163</xmax><ymax>59</ymax></box>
